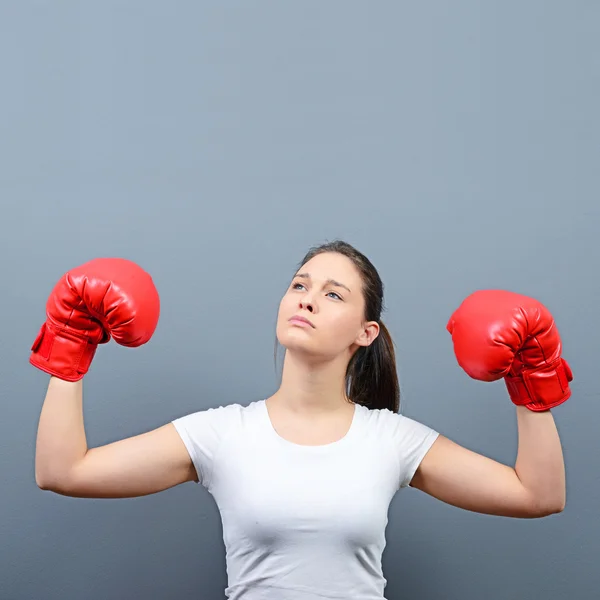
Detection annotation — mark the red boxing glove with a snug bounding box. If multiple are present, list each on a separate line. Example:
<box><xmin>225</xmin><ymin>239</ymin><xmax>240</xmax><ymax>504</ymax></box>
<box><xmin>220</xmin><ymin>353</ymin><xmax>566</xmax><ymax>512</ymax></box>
<box><xmin>446</xmin><ymin>289</ymin><xmax>573</xmax><ymax>411</ymax></box>
<box><xmin>30</xmin><ymin>258</ymin><xmax>160</xmax><ymax>381</ymax></box>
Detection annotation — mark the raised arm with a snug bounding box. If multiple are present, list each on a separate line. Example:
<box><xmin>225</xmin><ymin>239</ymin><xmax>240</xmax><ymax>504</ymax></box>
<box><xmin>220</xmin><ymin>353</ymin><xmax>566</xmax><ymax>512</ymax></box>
<box><xmin>32</xmin><ymin>258</ymin><xmax>194</xmax><ymax>498</ymax></box>
<box><xmin>36</xmin><ymin>378</ymin><xmax>196</xmax><ymax>498</ymax></box>
<box><xmin>410</xmin><ymin>407</ymin><xmax>565</xmax><ymax>518</ymax></box>
<box><xmin>411</xmin><ymin>289</ymin><xmax>571</xmax><ymax>518</ymax></box>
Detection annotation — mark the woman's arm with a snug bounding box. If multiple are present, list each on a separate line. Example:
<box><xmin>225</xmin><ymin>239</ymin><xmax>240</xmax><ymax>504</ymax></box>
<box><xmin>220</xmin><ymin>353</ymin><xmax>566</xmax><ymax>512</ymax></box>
<box><xmin>410</xmin><ymin>405</ymin><xmax>565</xmax><ymax>518</ymax></box>
<box><xmin>36</xmin><ymin>377</ymin><xmax>197</xmax><ymax>498</ymax></box>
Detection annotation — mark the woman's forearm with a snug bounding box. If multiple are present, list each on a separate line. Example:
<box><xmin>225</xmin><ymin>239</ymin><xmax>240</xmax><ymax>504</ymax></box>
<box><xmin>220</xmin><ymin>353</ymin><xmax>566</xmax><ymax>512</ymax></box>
<box><xmin>35</xmin><ymin>377</ymin><xmax>88</xmax><ymax>488</ymax></box>
<box><xmin>514</xmin><ymin>405</ymin><xmax>566</xmax><ymax>512</ymax></box>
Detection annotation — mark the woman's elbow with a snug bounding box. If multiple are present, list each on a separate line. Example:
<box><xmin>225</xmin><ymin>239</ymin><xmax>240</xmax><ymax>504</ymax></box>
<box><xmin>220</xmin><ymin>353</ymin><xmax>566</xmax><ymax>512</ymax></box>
<box><xmin>530</xmin><ymin>496</ymin><xmax>566</xmax><ymax>518</ymax></box>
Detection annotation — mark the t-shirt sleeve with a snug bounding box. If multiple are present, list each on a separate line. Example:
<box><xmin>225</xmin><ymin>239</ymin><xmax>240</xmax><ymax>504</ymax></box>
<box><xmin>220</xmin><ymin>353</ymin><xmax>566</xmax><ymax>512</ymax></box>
<box><xmin>386</xmin><ymin>411</ymin><xmax>440</xmax><ymax>489</ymax></box>
<box><xmin>171</xmin><ymin>404</ymin><xmax>239</xmax><ymax>488</ymax></box>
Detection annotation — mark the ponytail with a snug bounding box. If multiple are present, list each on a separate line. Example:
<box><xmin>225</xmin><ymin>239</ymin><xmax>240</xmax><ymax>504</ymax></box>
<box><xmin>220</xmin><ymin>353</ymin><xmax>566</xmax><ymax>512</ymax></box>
<box><xmin>346</xmin><ymin>320</ymin><xmax>400</xmax><ymax>413</ymax></box>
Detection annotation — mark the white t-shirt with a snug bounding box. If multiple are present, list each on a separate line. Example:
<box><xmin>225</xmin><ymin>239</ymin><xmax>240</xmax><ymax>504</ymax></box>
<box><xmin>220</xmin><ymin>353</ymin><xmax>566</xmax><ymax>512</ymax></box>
<box><xmin>172</xmin><ymin>400</ymin><xmax>439</xmax><ymax>600</ymax></box>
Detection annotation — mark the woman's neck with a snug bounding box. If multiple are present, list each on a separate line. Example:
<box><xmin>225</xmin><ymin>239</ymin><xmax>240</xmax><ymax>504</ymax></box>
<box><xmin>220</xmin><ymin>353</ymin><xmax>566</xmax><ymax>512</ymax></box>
<box><xmin>269</xmin><ymin>350</ymin><xmax>353</xmax><ymax>415</ymax></box>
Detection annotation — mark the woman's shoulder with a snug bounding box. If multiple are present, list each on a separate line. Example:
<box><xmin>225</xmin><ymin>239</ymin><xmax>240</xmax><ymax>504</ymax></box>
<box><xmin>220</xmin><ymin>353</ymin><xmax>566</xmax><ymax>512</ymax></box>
<box><xmin>211</xmin><ymin>398</ymin><xmax>265</xmax><ymax>424</ymax></box>
<box><xmin>358</xmin><ymin>403</ymin><xmax>437</xmax><ymax>437</ymax></box>
<box><xmin>172</xmin><ymin>398</ymin><xmax>265</xmax><ymax>431</ymax></box>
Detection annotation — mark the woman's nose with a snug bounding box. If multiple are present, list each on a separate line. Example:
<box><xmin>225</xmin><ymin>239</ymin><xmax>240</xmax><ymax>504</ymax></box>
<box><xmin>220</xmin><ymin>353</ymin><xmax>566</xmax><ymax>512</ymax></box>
<box><xmin>299</xmin><ymin>299</ymin><xmax>315</xmax><ymax>312</ymax></box>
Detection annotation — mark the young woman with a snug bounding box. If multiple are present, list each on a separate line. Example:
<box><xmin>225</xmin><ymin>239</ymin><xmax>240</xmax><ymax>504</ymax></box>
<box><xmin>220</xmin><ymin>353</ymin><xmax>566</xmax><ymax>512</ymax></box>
<box><xmin>33</xmin><ymin>240</ymin><xmax>570</xmax><ymax>600</ymax></box>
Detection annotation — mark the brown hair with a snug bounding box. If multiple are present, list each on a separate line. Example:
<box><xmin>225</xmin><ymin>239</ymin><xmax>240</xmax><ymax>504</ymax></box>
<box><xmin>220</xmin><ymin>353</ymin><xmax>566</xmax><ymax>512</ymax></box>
<box><xmin>275</xmin><ymin>239</ymin><xmax>400</xmax><ymax>413</ymax></box>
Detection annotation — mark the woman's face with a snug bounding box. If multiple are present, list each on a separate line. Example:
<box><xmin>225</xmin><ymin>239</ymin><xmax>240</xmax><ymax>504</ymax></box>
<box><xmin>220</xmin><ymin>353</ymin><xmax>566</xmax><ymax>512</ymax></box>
<box><xmin>276</xmin><ymin>252</ymin><xmax>379</xmax><ymax>361</ymax></box>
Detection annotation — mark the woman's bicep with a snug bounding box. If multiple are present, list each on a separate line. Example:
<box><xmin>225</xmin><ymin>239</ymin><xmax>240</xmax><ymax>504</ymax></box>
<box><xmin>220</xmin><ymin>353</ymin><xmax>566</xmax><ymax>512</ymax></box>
<box><xmin>409</xmin><ymin>435</ymin><xmax>540</xmax><ymax>518</ymax></box>
<box><xmin>51</xmin><ymin>423</ymin><xmax>197</xmax><ymax>499</ymax></box>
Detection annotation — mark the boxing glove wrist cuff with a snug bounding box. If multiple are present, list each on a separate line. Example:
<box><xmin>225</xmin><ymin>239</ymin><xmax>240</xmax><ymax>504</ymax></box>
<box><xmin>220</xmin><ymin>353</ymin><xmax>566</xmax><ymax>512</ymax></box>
<box><xmin>505</xmin><ymin>358</ymin><xmax>573</xmax><ymax>412</ymax></box>
<box><xmin>29</xmin><ymin>322</ymin><xmax>100</xmax><ymax>382</ymax></box>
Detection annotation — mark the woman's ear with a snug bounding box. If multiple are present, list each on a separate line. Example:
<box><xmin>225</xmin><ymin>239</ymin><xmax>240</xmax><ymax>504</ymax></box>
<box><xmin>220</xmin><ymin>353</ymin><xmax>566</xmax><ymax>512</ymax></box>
<box><xmin>356</xmin><ymin>321</ymin><xmax>380</xmax><ymax>347</ymax></box>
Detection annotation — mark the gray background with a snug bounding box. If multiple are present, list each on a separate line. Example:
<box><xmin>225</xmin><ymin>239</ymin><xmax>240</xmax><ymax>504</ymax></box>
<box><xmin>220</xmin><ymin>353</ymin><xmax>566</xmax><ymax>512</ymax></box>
<box><xmin>1</xmin><ymin>1</ymin><xmax>598</xmax><ymax>599</ymax></box>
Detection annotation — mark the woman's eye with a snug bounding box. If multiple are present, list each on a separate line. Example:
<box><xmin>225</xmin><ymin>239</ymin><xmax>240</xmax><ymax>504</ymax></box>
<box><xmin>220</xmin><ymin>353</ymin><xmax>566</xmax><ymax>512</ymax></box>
<box><xmin>291</xmin><ymin>283</ymin><xmax>341</xmax><ymax>301</ymax></box>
